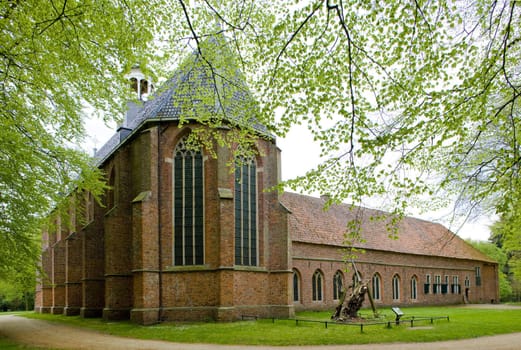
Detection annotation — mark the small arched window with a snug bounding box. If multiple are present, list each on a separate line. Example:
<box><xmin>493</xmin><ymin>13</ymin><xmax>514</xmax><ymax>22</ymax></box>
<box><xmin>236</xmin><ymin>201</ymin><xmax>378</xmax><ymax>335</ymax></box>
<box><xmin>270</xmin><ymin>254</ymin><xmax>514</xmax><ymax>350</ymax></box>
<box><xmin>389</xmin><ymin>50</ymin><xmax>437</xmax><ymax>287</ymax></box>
<box><xmin>392</xmin><ymin>274</ymin><xmax>400</xmax><ymax>301</ymax></box>
<box><xmin>312</xmin><ymin>270</ymin><xmax>323</xmax><ymax>301</ymax></box>
<box><xmin>333</xmin><ymin>271</ymin><xmax>344</xmax><ymax>300</ymax></box>
<box><xmin>372</xmin><ymin>273</ymin><xmax>381</xmax><ymax>301</ymax></box>
<box><xmin>293</xmin><ymin>269</ymin><xmax>300</xmax><ymax>302</ymax></box>
<box><xmin>411</xmin><ymin>275</ymin><xmax>418</xmax><ymax>300</ymax></box>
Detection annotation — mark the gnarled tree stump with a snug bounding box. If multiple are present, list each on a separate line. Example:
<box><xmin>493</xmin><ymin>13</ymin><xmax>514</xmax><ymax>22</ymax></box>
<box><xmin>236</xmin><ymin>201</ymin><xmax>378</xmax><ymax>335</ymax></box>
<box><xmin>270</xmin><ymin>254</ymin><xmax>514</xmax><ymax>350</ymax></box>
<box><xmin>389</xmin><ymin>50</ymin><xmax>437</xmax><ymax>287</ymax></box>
<box><xmin>331</xmin><ymin>281</ymin><xmax>369</xmax><ymax>321</ymax></box>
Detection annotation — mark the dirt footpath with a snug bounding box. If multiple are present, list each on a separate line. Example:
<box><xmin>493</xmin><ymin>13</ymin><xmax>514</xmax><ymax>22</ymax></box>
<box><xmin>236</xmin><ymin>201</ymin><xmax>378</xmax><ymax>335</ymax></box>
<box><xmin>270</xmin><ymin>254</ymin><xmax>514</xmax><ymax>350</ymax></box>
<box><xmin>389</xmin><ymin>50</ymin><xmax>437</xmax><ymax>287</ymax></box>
<box><xmin>1</xmin><ymin>313</ymin><xmax>521</xmax><ymax>350</ymax></box>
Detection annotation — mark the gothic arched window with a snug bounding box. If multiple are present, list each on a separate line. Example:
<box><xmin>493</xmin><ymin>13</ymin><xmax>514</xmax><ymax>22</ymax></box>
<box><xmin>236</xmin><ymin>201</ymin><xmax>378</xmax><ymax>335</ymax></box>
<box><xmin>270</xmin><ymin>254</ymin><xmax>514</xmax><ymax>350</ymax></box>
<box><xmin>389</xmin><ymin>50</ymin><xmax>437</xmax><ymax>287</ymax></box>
<box><xmin>411</xmin><ymin>275</ymin><xmax>418</xmax><ymax>300</ymax></box>
<box><xmin>293</xmin><ymin>269</ymin><xmax>301</xmax><ymax>302</ymax></box>
<box><xmin>234</xmin><ymin>156</ymin><xmax>257</xmax><ymax>266</ymax></box>
<box><xmin>333</xmin><ymin>271</ymin><xmax>344</xmax><ymax>300</ymax></box>
<box><xmin>372</xmin><ymin>273</ymin><xmax>381</xmax><ymax>301</ymax></box>
<box><xmin>392</xmin><ymin>274</ymin><xmax>401</xmax><ymax>301</ymax></box>
<box><xmin>312</xmin><ymin>270</ymin><xmax>323</xmax><ymax>301</ymax></box>
<box><xmin>173</xmin><ymin>137</ymin><xmax>204</xmax><ymax>266</ymax></box>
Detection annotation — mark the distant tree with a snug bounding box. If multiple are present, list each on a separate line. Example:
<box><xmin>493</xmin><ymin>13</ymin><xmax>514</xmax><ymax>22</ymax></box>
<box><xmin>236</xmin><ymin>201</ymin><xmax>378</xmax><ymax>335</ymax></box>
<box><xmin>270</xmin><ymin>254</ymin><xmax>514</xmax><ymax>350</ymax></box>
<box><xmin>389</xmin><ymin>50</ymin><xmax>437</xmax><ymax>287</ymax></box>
<box><xmin>491</xmin><ymin>212</ymin><xmax>521</xmax><ymax>300</ymax></box>
<box><xmin>468</xmin><ymin>239</ymin><xmax>512</xmax><ymax>301</ymax></box>
<box><xmin>0</xmin><ymin>0</ymin><xmax>157</xmax><ymax>276</ymax></box>
<box><xmin>0</xmin><ymin>254</ymin><xmax>36</xmax><ymax>311</ymax></box>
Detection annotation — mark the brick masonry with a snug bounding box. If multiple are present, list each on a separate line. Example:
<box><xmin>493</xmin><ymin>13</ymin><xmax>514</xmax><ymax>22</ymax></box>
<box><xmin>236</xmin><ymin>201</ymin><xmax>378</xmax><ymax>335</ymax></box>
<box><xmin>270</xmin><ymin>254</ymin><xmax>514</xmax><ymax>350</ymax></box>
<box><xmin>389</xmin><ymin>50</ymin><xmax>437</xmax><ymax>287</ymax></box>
<box><xmin>64</xmin><ymin>231</ymin><xmax>82</xmax><ymax>316</ymax></box>
<box><xmin>35</xmin><ymin>121</ymin><xmax>499</xmax><ymax>324</ymax></box>
<box><xmin>292</xmin><ymin>241</ymin><xmax>498</xmax><ymax>311</ymax></box>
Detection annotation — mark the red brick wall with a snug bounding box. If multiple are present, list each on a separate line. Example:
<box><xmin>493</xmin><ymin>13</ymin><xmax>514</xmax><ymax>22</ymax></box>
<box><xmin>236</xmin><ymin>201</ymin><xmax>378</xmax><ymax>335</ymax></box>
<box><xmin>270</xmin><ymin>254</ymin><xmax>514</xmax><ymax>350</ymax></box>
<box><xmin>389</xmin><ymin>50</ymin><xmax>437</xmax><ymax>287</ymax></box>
<box><xmin>292</xmin><ymin>241</ymin><xmax>499</xmax><ymax>311</ymax></box>
<box><xmin>125</xmin><ymin>123</ymin><xmax>293</xmax><ymax>322</ymax></box>
<box><xmin>129</xmin><ymin>128</ymin><xmax>160</xmax><ymax>324</ymax></box>
<box><xmin>470</xmin><ymin>263</ymin><xmax>499</xmax><ymax>303</ymax></box>
<box><xmin>38</xmin><ymin>121</ymin><xmax>293</xmax><ymax>323</ymax></box>
<box><xmin>80</xmin><ymin>208</ymin><xmax>105</xmax><ymax>318</ymax></box>
<box><xmin>37</xmin><ymin>118</ymin><xmax>497</xmax><ymax>324</ymax></box>
<box><xmin>103</xmin><ymin>147</ymin><xmax>134</xmax><ymax>320</ymax></box>
<box><xmin>36</xmin><ymin>249</ymin><xmax>53</xmax><ymax>313</ymax></box>
<box><xmin>64</xmin><ymin>232</ymin><xmax>82</xmax><ymax>315</ymax></box>
<box><xmin>51</xmin><ymin>239</ymin><xmax>66</xmax><ymax>315</ymax></box>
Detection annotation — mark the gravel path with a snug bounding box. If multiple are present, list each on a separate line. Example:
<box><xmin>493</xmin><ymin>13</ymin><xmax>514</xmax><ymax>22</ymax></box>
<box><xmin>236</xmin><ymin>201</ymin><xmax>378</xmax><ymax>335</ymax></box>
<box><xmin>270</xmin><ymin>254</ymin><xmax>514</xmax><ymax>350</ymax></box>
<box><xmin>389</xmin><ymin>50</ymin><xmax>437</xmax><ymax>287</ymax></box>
<box><xmin>1</xmin><ymin>308</ymin><xmax>521</xmax><ymax>350</ymax></box>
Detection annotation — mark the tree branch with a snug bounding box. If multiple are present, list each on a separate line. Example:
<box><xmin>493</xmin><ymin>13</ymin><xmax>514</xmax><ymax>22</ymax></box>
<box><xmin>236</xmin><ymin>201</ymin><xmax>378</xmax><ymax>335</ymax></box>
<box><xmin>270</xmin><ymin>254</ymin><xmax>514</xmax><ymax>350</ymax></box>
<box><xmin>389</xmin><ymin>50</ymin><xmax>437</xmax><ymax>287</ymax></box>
<box><xmin>500</xmin><ymin>1</ymin><xmax>519</xmax><ymax>93</ymax></box>
<box><xmin>269</xmin><ymin>1</ymin><xmax>324</xmax><ymax>87</ymax></box>
<box><xmin>327</xmin><ymin>0</ymin><xmax>356</xmax><ymax>155</ymax></box>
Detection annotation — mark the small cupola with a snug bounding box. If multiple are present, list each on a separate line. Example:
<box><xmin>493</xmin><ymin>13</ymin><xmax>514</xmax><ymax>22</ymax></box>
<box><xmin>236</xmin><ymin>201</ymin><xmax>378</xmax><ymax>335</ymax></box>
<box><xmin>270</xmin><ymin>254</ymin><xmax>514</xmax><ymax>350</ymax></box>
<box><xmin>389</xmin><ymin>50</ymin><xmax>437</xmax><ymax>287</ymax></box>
<box><xmin>127</xmin><ymin>65</ymin><xmax>154</xmax><ymax>101</ymax></box>
<box><xmin>123</xmin><ymin>65</ymin><xmax>154</xmax><ymax>130</ymax></box>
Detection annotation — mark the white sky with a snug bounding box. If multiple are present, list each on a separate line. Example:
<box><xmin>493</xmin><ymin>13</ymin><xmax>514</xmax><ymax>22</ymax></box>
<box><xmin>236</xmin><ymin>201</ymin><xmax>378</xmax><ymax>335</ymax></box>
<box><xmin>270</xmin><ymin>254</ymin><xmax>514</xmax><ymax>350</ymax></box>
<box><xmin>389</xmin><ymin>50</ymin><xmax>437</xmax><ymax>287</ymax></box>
<box><xmin>84</xmin><ymin>116</ymin><xmax>493</xmax><ymax>242</ymax></box>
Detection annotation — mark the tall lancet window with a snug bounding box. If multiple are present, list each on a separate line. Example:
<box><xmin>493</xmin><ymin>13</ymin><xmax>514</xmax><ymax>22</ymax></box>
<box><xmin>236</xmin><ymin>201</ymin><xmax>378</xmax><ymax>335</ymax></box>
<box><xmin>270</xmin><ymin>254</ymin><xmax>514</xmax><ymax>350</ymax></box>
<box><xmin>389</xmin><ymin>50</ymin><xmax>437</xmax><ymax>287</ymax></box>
<box><xmin>234</xmin><ymin>156</ymin><xmax>257</xmax><ymax>266</ymax></box>
<box><xmin>173</xmin><ymin>137</ymin><xmax>204</xmax><ymax>266</ymax></box>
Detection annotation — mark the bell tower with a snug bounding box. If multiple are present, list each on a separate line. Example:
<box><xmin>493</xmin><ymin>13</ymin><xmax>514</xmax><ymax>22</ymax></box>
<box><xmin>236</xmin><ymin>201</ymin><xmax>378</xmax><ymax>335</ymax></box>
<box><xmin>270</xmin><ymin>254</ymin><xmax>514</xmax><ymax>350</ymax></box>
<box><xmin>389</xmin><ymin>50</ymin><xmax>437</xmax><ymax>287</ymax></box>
<box><xmin>127</xmin><ymin>65</ymin><xmax>153</xmax><ymax>101</ymax></box>
<box><xmin>122</xmin><ymin>66</ymin><xmax>154</xmax><ymax>133</ymax></box>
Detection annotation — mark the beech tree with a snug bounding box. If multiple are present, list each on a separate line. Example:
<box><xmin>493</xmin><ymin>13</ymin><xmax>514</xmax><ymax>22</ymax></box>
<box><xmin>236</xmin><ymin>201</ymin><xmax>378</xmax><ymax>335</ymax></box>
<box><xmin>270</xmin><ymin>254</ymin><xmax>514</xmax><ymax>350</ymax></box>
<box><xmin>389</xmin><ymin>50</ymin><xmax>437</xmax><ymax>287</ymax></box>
<box><xmin>3</xmin><ymin>0</ymin><xmax>520</xmax><ymax>276</ymax></box>
<box><xmin>491</xmin><ymin>209</ymin><xmax>521</xmax><ymax>299</ymax></box>
<box><xmin>0</xmin><ymin>0</ymin><xmax>157</xmax><ymax>275</ymax></box>
<box><xmin>0</xmin><ymin>259</ymin><xmax>36</xmax><ymax>310</ymax></box>
<box><xmin>164</xmin><ymin>0</ymin><xmax>520</xmax><ymax>234</ymax></box>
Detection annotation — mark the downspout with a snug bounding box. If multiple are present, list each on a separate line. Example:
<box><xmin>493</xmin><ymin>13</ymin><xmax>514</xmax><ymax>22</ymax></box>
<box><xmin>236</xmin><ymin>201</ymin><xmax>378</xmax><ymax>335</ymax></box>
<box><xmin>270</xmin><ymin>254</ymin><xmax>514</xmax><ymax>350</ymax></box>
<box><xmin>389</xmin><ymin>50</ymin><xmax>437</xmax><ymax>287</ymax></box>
<box><xmin>157</xmin><ymin>124</ymin><xmax>163</xmax><ymax>322</ymax></box>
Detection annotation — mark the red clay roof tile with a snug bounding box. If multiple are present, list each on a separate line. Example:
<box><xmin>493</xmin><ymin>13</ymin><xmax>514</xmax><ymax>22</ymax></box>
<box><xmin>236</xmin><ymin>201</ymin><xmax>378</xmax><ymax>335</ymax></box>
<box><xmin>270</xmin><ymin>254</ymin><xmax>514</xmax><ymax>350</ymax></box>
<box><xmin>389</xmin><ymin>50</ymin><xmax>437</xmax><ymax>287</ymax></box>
<box><xmin>280</xmin><ymin>192</ymin><xmax>494</xmax><ymax>263</ymax></box>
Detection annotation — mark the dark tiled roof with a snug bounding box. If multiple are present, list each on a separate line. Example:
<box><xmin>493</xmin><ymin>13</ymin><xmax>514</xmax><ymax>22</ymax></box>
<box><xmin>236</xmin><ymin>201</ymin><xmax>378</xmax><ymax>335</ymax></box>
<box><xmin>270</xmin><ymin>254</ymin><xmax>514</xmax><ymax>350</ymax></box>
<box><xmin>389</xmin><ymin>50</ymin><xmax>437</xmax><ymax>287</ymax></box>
<box><xmin>94</xmin><ymin>35</ymin><xmax>269</xmax><ymax>163</ymax></box>
<box><xmin>280</xmin><ymin>192</ymin><xmax>494</xmax><ymax>263</ymax></box>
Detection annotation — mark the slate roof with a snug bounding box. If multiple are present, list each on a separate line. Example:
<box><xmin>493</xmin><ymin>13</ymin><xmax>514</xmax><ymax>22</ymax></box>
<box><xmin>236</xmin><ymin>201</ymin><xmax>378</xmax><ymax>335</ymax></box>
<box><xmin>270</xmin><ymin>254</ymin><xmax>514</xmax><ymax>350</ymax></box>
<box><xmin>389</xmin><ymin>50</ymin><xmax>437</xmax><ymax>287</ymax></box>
<box><xmin>280</xmin><ymin>192</ymin><xmax>495</xmax><ymax>263</ymax></box>
<box><xmin>94</xmin><ymin>35</ymin><xmax>269</xmax><ymax>164</ymax></box>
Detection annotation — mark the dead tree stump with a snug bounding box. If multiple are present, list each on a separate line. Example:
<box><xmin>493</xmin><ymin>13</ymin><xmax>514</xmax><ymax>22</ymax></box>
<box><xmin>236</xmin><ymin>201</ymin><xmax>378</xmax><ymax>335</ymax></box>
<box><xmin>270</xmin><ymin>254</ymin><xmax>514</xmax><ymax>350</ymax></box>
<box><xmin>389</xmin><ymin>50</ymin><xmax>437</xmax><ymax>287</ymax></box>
<box><xmin>331</xmin><ymin>282</ymin><xmax>369</xmax><ymax>322</ymax></box>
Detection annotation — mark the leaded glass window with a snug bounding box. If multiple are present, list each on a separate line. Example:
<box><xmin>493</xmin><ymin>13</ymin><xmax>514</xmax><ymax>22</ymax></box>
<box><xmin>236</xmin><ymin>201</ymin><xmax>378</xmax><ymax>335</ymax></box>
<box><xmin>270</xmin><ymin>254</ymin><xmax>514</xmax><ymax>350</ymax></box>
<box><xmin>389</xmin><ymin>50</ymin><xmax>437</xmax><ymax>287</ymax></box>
<box><xmin>312</xmin><ymin>270</ymin><xmax>323</xmax><ymax>301</ymax></box>
<box><xmin>411</xmin><ymin>276</ymin><xmax>418</xmax><ymax>300</ymax></box>
<box><xmin>434</xmin><ymin>275</ymin><xmax>442</xmax><ymax>294</ymax></box>
<box><xmin>173</xmin><ymin>137</ymin><xmax>204</xmax><ymax>266</ymax></box>
<box><xmin>234</xmin><ymin>156</ymin><xmax>257</xmax><ymax>266</ymax></box>
<box><xmin>452</xmin><ymin>276</ymin><xmax>461</xmax><ymax>294</ymax></box>
<box><xmin>293</xmin><ymin>270</ymin><xmax>300</xmax><ymax>302</ymax></box>
<box><xmin>333</xmin><ymin>271</ymin><xmax>343</xmax><ymax>300</ymax></box>
<box><xmin>372</xmin><ymin>273</ymin><xmax>381</xmax><ymax>300</ymax></box>
<box><xmin>392</xmin><ymin>274</ymin><xmax>400</xmax><ymax>300</ymax></box>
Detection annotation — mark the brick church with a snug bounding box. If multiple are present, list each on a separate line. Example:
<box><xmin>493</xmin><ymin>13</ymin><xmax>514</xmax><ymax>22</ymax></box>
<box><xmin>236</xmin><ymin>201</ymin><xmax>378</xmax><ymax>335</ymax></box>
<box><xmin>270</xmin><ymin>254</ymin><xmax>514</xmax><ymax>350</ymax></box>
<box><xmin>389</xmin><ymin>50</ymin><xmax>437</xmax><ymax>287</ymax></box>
<box><xmin>35</xmin><ymin>37</ymin><xmax>499</xmax><ymax>325</ymax></box>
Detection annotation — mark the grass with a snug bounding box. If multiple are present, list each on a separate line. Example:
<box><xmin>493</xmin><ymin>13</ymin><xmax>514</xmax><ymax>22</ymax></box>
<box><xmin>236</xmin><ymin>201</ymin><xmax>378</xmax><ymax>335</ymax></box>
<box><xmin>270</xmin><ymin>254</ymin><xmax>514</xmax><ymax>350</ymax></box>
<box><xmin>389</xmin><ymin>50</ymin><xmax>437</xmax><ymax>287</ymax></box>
<box><xmin>0</xmin><ymin>336</ymin><xmax>45</xmax><ymax>350</ymax></box>
<box><xmin>16</xmin><ymin>306</ymin><xmax>521</xmax><ymax>346</ymax></box>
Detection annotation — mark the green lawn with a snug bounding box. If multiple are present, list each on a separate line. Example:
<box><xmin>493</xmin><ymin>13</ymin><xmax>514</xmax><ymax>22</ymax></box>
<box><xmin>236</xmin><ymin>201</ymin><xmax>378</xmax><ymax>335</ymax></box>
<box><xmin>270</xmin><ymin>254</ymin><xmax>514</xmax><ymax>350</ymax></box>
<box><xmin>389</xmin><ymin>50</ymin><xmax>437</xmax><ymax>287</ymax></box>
<box><xmin>0</xmin><ymin>337</ymin><xmax>43</xmax><ymax>350</ymax></box>
<box><xmin>17</xmin><ymin>306</ymin><xmax>521</xmax><ymax>346</ymax></box>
